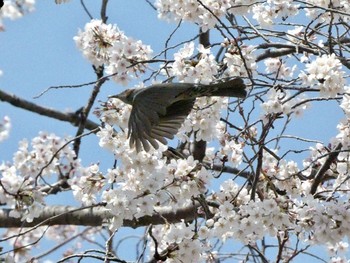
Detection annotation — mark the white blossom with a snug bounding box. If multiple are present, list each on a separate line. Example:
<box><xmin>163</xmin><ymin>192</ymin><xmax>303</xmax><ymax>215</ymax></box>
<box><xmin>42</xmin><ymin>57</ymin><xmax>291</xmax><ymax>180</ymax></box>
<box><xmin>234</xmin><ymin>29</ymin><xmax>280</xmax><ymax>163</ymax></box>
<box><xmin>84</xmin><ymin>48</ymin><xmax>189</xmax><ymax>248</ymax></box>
<box><xmin>223</xmin><ymin>44</ymin><xmax>257</xmax><ymax>78</ymax></box>
<box><xmin>261</xmin><ymin>88</ymin><xmax>310</xmax><ymax>116</ymax></box>
<box><xmin>304</xmin><ymin>0</ymin><xmax>350</xmax><ymax>22</ymax></box>
<box><xmin>0</xmin><ymin>132</ymin><xmax>83</xmax><ymax>222</ymax></box>
<box><xmin>74</xmin><ymin>19</ymin><xmax>152</xmax><ymax>85</ymax></box>
<box><xmin>299</xmin><ymin>54</ymin><xmax>345</xmax><ymax>98</ymax></box>
<box><xmin>155</xmin><ymin>0</ymin><xmax>244</xmax><ymax>31</ymax></box>
<box><xmin>265</xmin><ymin>58</ymin><xmax>296</xmax><ymax>78</ymax></box>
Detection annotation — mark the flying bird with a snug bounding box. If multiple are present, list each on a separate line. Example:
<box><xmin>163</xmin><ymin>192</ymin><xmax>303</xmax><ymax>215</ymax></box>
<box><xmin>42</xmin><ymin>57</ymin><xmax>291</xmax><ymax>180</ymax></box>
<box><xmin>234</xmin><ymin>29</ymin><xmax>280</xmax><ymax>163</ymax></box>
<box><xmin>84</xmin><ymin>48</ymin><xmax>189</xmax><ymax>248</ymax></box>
<box><xmin>109</xmin><ymin>78</ymin><xmax>246</xmax><ymax>152</ymax></box>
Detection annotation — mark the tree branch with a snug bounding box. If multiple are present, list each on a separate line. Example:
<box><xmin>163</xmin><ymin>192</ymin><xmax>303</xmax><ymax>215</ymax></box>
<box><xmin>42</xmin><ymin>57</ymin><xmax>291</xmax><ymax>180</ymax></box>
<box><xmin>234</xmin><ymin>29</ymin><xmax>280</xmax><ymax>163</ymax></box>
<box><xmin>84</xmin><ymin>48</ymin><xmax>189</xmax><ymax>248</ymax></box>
<box><xmin>309</xmin><ymin>143</ymin><xmax>343</xmax><ymax>195</ymax></box>
<box><xmin>0</xmin><ymin>203</ymin><xmax>202</xmax><ymax>229</ymax></box>
<box><xmin>256</xmin><ymin>43</ymin><xmax>319</xmax><ymax>62</ymax></box>
<box><xmin>0</xmin><ymin>89</ymin><xmax>99</xmax><ymax>132</ymax></box>
<box><xmin>256</xmin><ymin>42</ymin><xmax>350</xmax><ymax>68</ymax></box>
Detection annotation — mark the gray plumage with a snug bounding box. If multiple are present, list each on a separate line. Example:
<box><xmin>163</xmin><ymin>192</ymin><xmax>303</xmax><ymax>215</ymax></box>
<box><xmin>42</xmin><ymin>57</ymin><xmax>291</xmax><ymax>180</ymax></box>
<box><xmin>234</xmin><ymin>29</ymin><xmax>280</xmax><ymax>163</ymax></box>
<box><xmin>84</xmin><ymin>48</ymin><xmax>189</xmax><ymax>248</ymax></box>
<box><xmin>109</xmin><ymin>78</ymin><xmax>246</xmax><ymax>152</ymax></box>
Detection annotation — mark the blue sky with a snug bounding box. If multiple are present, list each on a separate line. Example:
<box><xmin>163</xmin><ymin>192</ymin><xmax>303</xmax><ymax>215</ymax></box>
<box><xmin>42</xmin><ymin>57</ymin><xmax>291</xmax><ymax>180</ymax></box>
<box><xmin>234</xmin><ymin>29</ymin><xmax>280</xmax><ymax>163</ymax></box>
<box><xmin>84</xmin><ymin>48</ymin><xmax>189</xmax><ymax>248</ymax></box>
<box><xmin>0</xmin><ymin>0</ymin><xmax>347</xmax><ymax>261</ymax></box>
<box><xmin>0</xmin><ymin>1</ymin><xmax>199</xmax><ymax>164</ymax></box>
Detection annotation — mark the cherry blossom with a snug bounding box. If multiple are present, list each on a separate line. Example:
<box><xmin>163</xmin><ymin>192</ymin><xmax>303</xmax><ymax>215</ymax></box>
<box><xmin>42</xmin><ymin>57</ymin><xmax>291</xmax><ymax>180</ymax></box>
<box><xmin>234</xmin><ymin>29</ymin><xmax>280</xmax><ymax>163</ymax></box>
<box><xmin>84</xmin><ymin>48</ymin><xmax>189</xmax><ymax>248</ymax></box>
<box><xmin>74</xmin><ymin>19</ymin><xmax>152</xmax><ymax>85</ymax></box>
<box><xmin>299</xmin><ymin>54</ymin><xmax>345</xmax><ymax>98</ymax></box>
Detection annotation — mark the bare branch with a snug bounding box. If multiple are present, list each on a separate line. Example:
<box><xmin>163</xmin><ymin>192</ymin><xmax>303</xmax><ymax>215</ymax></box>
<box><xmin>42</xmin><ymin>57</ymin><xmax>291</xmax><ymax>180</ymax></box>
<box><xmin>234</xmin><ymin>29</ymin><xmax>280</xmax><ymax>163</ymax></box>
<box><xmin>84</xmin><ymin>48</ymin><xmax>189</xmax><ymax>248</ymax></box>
<box><xmin>0</xmin><ymin>89</ymin><xmax>99</xmax><ymax>131</ymax></box>
<box><xmin>72</xmin><ymin>69</ymin><xmax>106</xmax><ymax>156</ymax></box>
<box><xmin>0</xmin><ymin>203</ymin><xmax>202</xmax><ymax>229</ymax></box>
<box><xmin>310</xmin><ymin>143</ymin><xmax>343</xmax><ymax>195</ymax></box>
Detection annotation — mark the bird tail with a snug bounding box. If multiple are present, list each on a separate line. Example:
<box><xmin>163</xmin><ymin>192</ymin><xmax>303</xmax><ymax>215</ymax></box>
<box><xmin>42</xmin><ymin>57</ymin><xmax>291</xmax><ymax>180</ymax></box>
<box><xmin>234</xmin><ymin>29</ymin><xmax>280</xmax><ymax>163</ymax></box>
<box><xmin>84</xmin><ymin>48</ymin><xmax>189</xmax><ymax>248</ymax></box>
<box><xmin>199</xmin><ymin>78</ymin><xmax>247</xmax><ymax>98</ymax></box>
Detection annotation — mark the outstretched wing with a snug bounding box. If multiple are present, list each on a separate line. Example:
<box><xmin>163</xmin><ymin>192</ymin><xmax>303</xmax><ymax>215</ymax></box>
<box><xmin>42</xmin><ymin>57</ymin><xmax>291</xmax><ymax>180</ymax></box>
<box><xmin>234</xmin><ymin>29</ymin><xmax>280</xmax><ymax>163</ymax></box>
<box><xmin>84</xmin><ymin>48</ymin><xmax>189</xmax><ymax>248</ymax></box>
<box><xmin>128</xmin><ymin>83</ymin><xmax>194</xmax><ymax>152</ymax></box>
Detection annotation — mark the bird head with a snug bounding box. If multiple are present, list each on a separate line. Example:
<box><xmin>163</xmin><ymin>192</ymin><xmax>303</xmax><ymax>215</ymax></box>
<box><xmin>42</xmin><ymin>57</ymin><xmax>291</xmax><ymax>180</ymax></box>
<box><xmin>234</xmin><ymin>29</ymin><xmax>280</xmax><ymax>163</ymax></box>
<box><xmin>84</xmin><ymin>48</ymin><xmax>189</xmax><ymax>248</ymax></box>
<box><xmin>109</xmin><ymin>89</ymin><xmax>135</xmax><ymax>105</ymax></box>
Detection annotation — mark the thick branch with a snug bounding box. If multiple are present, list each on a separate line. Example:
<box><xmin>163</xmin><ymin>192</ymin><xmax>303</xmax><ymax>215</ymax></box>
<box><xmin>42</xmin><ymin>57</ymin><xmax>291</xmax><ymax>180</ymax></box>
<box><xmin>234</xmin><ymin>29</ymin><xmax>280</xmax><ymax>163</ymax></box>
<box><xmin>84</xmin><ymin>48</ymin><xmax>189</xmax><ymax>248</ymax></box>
<box><xmin>0</xmin><ymin>203</ymin><xmax>201</xmax><ymax>229</ymax></box>
<box><xmin>209</xmin><ymin>163</ymin><xmax>251</xmax><ymax>179</ymax></box>
<box><xmin>0</xmin><ymin>89</ymin><xmax>99</xmax><ymax>132</ymax></box>
<box><xmin>256</xmin><ymin>43</ymin><xmax>319</xmax><ymax>62</ymax></box>
<box><xmin>309</xmin><ymin>143</ymin><xmax>342</xmax><ymax>195</ymax></box>
<box><xmin>256</xmin><ymin>42</ymin><xmax>350</xmax><ymax>68</ymax></box>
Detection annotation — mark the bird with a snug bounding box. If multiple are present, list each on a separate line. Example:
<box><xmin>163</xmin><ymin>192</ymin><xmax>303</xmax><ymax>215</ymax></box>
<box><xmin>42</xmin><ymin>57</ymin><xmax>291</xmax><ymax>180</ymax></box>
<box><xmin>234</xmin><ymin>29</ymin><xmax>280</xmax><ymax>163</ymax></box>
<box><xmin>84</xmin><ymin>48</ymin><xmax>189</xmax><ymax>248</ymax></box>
<box><xmin>109</xmin><ymin>78</ymin><xmax>246</xmax><ymax>152</ymax></box>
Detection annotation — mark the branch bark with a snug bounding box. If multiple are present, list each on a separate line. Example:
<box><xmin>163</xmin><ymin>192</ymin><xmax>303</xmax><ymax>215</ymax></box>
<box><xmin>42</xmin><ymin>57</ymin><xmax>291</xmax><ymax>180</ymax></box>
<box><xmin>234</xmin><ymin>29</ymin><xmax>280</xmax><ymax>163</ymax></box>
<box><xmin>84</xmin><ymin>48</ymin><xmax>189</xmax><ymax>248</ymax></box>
<box><xmin>0</xmin><ymin>203</ymin><xmax>202</xmax><ymax>229</ymax></box>
<box><xmin>309</xmin><ymin>143</ymin><xmax>342</xmax><ymax>195</ymax></box>
<box><xmin>256</xmin><ymin>43</ymin><xmax>319</xmax><ymax>62</ymax></box>
<box><xmin>0</xmin><ymin>89</ymin><xmax>99</xmax><ymax>132</ymax></box>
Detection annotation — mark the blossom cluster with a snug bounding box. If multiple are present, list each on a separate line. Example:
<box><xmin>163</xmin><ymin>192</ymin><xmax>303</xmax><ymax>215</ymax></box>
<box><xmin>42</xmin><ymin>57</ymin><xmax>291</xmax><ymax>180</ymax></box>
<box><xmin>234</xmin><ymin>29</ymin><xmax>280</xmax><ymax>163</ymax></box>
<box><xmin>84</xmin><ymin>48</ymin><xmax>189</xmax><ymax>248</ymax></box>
<box><xmin>214</xmin><ymin>198</ymin><xmax>292</xmax><ymax>243</ymax></box>
<box><xmin>0</xmin><ymin>132</ymin><xmax>83</xmax><ymax>222</ymax></box>
<box><xmin>261</xmin><ymin>88</ymin><xmax>309</xmax><ymax>117</ymax></box>
<box><xmin>252</xmin><ymin>0</ymin><xmax>299</xmax><ymax>26</ymax></box>
<box><xmin>69</xmin><ymin>163</ymin><xmax>105</xmax><ymax>206</ymax></box>
<box><xmin>203</xmin><ymin>169</ymin><xmax>292</xmax><ymax>246</ymax></box>
<box><xmin>155</xmin><ymin>0</ymin><xmax>301</xmax><ymax>30</ymax></box>
<box><xmin>170</xmin><ymin>42</ymin><xmax>218</xmax><ymax>84</ymax></box>
<box><xmin>74</xmin><ymin>19</ymin><xmax>152</xmax><ymax>85</ymax></box>
<box><xmin>155</xmin><ymin>0</ymin><xmax>233</xmax><ymax>31</ymax></box>
<box><xmin>155</xmin><ymin>0</ymin><xmax>300</xmax><ymax>30</ymax></box>
<box><xmin>261</xmin><ymin>150</ymin><xmax>302</xmax><ymax>196</ymax></box>
<box><xmin>216</xmin><ymin>135</ymin><xmax>244</xmax><ymax>167</ymax></box>
<box><xmin>95</xmin><ymin>117</ymin><xmax>215</xmax><ymax>229</ymax></box>
<box><xmin>299</xmin><ymin>54</ymin><xmax>345</xmax><ymax>98</ymax></box>
<box><xmin>222</xmin><ymin>43</ymin><xmax>257</xmax><ymax>78</ymax></box>
<box><xmin>147</xmin><ymin>175</ymin><xmax>350</xmax><ymax>261</ymax></box>
<box><xmin>305</xmin><ymin>0</ymin><xmax>350</xmax><ymax>22</ymax></box>
<box><xmin>156</xmin><ymin>0</ymin><xmax>349</xmax><ymax>30</ymax></box>
<box><xmin>150</xmin><ymin>223</ymin><xmax>203</xmax><ymax>262</ymax></box>
<box><xmin>0</xmin><ymin>0</ymin><xmax>35</xmax><ymax>30</ymax></box>
<box><xmin>169</xmin><ymin>39</ymin><xmax>257</xmax><ymax>84</ymax></box>
<box><xmin>324</xmin><ymin>104</ymin><xmax>350</xmax><ymax>197</ymax></box>
<box><xmin>175</xmin><ymin>142</ymin><xmax>350</xmax><ymax>257</ymax></box>
<box><xmin>177</xmin><ymin>96</ymin><xmax>229</xmax><ymax>143</ymax></box>
<box><xmin>264</xmin><ymin>58</ymin><xmax>296</xmax><ymax>79</ymax></box>
<box><xmin>294</xmin><ymin>197</ymin><xmax>350</xmax><ymax>245</ymax></box>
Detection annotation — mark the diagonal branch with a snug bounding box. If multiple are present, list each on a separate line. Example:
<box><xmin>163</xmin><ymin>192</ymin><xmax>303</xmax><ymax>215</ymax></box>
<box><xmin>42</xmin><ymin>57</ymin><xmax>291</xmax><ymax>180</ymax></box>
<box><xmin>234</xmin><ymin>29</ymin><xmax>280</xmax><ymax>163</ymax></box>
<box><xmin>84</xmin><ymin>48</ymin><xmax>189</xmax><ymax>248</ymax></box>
<box><xmin>309</xmin><ymin>143</ymin><xmax>343</xmax><ymax>195</ymax></box>
<box><xmin>0</xmin><ymin>89</ymin><xmax>100</xmax><ymax>132</ymax></box>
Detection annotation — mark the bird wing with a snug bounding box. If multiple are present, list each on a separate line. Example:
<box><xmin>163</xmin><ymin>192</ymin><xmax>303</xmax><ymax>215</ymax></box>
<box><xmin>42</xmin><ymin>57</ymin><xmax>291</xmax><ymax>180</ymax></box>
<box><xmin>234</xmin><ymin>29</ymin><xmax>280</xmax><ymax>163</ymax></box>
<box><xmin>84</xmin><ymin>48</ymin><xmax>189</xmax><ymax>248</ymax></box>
<box><xmin>151</xmin><ymin>99</ymin><xmax>195</xmax><ymax>139</ymax></box>
<box><xmin>128</xmin><ymin>83</ymin><xmax>194</xmax><ymax>152</ymax></box>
